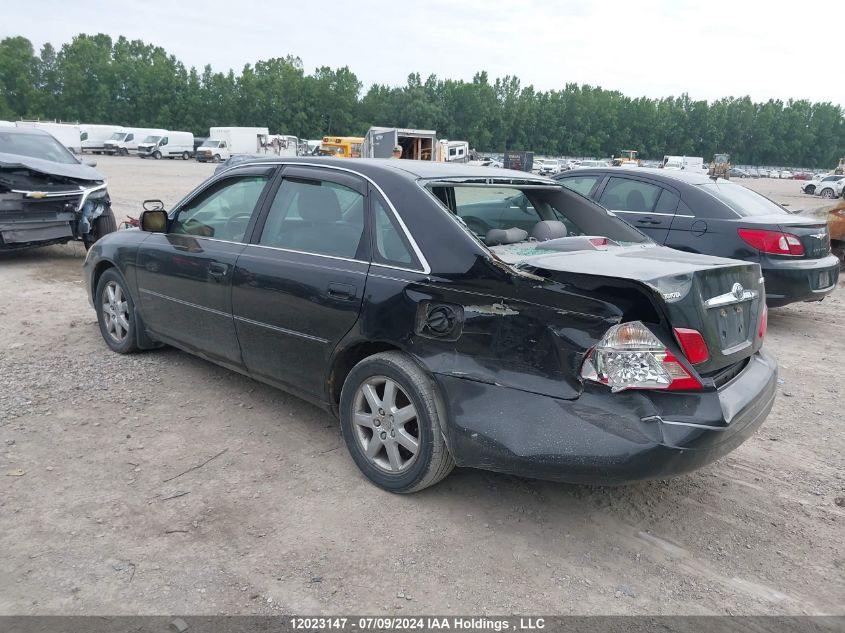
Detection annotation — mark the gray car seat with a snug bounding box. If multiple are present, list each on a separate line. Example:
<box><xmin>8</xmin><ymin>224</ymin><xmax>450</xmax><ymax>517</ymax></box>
<box><xmin>530</xmin><ymin>220</ymin><xmax>567</xmax><ymax>242</ymax></box>
<box><xmin>278</xmin><ymin>186</ymin><xmax>362</xmax><ymax>258</ymax></box>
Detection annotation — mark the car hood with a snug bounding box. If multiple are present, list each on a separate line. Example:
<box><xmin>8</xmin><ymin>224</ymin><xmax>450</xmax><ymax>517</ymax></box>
<box><xmin>0</xmin><ymin>152</ymin><xmax>104</xmax><ymax>182</ymax></box>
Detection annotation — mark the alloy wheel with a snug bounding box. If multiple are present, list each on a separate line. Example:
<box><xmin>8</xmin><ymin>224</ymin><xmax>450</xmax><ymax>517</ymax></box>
<box><xmin>101</xmin><ymin>281</ymin><xmax>130</xmax><ymax>344</ymax></box>
<box><xmin>352</xmin><ymin>376</ymin><xmax>420</xmax><ymax>473</ymax></box>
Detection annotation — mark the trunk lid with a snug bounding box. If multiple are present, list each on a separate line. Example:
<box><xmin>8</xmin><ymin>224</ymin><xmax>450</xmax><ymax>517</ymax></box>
<box><xmin>501</xmin><ymin>243</ymin><xmax>765</xmax><ymax>374</ymax></box>
<box><xmin>733</xmin><ymin>213</ymin><xmax>831</xmax><ymax>259</ymax></box>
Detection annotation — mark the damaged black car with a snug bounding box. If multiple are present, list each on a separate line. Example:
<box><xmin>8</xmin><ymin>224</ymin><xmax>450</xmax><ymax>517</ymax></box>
<box><xmin>83</xmin><ymin>158</ymin><xmax>777</xmax><ymax>492</ymax></box>
<box><xmin>0</xmin><ymin>126</ymin><xmax>116</xmax><ymax>250</ymax></box>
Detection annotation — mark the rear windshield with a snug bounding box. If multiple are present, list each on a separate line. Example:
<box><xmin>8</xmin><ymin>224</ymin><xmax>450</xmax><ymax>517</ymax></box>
<box><xmin>0</xmin><ymin>131</ymin><xmax>78</xmax><ymax>164</ymax></box>
<box><xmin>698</xmin><ymin>182</ymin><xmax>787</xmax><ymax>217</ymax></box>
<box><xmin>430</xmin><ymin>184</ymin><xmax>649</xmax><ymax>245</ymax></box>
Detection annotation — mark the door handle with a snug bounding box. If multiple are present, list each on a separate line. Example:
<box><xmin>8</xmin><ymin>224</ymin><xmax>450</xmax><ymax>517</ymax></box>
<box><xmin>328</xmin><ymin>282</ymin><xmax>357</xmax><ymax>300</ymax></box>
<box><xmin>208</xmin><ymin>262</ymin><xmax>228</xmax><ymax>280</ymax></box>
<box><xmin>636</xmin><ymin>216</ymin><xmax>661</xmax><ymax>225</ymax></box>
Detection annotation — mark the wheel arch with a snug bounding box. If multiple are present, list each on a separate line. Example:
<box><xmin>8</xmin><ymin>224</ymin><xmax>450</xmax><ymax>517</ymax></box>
<box><xmin>326</xmin><ymin>340</ymin><xmax>404</xmax><ymax>415</ymax></box>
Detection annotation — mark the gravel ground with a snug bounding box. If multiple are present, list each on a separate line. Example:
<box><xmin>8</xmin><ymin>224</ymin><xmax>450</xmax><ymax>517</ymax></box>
<box><xmin>0</xmin><ymin>157</ymin><xmax>843</xmax><ymax>616</ymax></box>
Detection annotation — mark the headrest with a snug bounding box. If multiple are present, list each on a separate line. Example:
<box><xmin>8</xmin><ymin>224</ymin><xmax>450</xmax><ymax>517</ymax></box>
<box><xmin>626</xmin><ymin>189</ymin><xmax>646</xmax><ymax>211</ymax></box>
<box><xmin>485</xmin><ymin>227</ymin><xmax>528</xmax><ymax>246</ymax></box>
<box><xmin>297</xmin><ymin>186</ymin><xmax>341</xmax><ymax>222</ymax></box>
<box><xmin>530</xmin><ymin>220</ymin><xmax>567</xmax><ymax>241</ymax></box>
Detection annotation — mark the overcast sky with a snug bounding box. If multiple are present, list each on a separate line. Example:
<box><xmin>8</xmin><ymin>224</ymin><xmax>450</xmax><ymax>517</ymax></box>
<box><xmin>3</xmin><ymin>0</ymin><xmax>841</xmax><ymax>104</ymax></box>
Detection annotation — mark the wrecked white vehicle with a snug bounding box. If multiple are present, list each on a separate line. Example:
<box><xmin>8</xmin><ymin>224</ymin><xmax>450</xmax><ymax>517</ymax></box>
<box><xmin>0</xmin><ymin>127</ymin><xmax>116</xmax><ymax>250</ymax></box>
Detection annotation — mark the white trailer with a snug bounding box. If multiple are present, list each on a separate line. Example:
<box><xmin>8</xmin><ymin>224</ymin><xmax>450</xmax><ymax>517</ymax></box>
<box><xmin>103</xmin><ymin>127</ymin><xmax>167</xmax><ymax>155</ymax></box>
<box><xmin>80</xmin><ymin>124</ymin><xmax>125</xmax><ymax>153</ymax></box>
<box><xmin>662</xmin><ymin>155</ymin><xmax>706</xmax><ymax>172</ymax></box>
<box><xmin>196</xmin><ymin>126</ymin><xmax>270</xmax><ymax>162</ymax></box>
<box><xmin>437</xmin><ymin>139</ymin><xmax>470</xmax><ymax>163</ymax></box>
<box><xmin>137</xmin><ymin>131</ymin><xmax>195</xmax><ymax>160</ymax></box>
<box><xmin>362</xmin><ymin>127</ymin><xmax>437</xmax><ymax>160</ymax></box>
<box><xmin>16</xmin><ymin>121</ymin><xmax>82</xmax><ymax>153</ymax></box>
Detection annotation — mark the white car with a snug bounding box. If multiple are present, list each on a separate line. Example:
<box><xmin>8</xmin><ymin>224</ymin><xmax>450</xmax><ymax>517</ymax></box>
<box><xmin>577</xmin><ymin>159</ymin><xmax>612</xmax><ymax>168</ymax></box>
<box><xmin>538</xmin><ymin>160</ymin><xmax>561</xmax><ymax>175</ymax></box>
<box><xmin>779</xmin><ymin>170</ymin><xmax>794</xmax><ymax>179</ymax></box>
<box><xmin>803</xmin><ymin>174</ymin><xmax>844</xmax><ymax>197</ymax></box>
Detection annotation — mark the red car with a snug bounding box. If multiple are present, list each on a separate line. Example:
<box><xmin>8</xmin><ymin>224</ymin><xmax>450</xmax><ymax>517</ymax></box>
<box><xmin>793</xmin><ymin>172</ymin><xmax>813</xmax><ymax>181</ymax></box>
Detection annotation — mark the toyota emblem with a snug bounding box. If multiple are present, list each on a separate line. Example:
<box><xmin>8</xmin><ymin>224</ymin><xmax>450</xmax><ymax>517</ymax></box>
<box><xmin>731</xmin><ymin>283</ymin><xmax>744</xmax><ymax>300</ymax></box>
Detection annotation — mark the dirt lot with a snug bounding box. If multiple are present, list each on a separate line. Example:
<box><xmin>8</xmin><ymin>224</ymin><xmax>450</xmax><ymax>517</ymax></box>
<box><xmin>0</xmin><ymin>157</ymin><xmax>843</xmax><ymax>616</ymax></box>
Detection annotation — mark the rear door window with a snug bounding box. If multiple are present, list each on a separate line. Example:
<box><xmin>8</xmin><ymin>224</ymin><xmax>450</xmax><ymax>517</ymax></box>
<box><xmin>598</xmin><ymin>177</ymin><xmax>662</xmax><ymax>212</ymax></box>
<box><xmin>258</xmin><ymin>177</ymin><xmax>366</xmax><ymax>259</ymax></box>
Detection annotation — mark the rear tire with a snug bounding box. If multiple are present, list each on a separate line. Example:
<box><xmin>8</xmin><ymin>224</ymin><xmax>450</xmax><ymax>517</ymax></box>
<box><xmin>821</xmin><ymin>188</ymin><xmax>834</xmax><ymax>199</ymax></box>
<box><xmin>339</xmin><ymin>352</ymin><xmax>454</xmax><ymax>493</ymax></box>
<box><xmin>95</xmin><ymin>269</ymin><xmax>139</xmax><ymax>354</ymax></box>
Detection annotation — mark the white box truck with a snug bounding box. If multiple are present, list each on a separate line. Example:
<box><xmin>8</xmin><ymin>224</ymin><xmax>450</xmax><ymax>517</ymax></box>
<box><xmin>362</xmin><ymin>127</ymin><xmax>437</xmax><ymax>160</ymax></box>
<box><xmin>80</xmin><ymin>124</ymin><xmax>125</xmax><ymax>153</ymax></box>
<box><xmin>16</xmin><ymin>121</ymin><xmax>82</xmax><ymax>153</ymax></box>
<box><xmin>196</xmin><ymin>127</ymin><xmax>270</xmax><ymax>162</ymax></box>
<box><xmin>137</xmin><ymin>131</ymin><xmax>196</xmax><ymax>160</ymax></box>
<box><xmin>103</xmin><ymin>127</ymin><xmax>167</xmax><ymax>155</ymax></box>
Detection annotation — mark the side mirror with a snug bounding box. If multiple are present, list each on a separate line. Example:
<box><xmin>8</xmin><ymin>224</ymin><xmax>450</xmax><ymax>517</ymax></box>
<box><xmin>84</xmin><ymin>159</ymin><xmax>97</xmax><ymax>168</ymax></box>
<box><xmin>140</xmin><ymin>209</ymin><xmax>168</xmax><ymax>232</ymax></box>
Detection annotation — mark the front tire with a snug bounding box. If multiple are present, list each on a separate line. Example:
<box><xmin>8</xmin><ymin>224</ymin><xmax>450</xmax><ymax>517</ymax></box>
<box><xmin>339</xmin><ymin>352</ymin><xmax>454</xmax><ymax>493</ymax></box>
<box><xmin>213</xmin><ymin>154</ymin><xmax>221</xmax><ymax>163</ymax></box>
<box><xmin>95</xmin><ymin>269</ymin><xmax>139</xmax><ymax>354</ymax></box>
<box><xmin>182</xmin><ymin>151</ymin><xmax>190</xmax><ymax>160</ymax></box>
<box><xmin>153</xmin><ymin>150</ymin><xmax>162</xmax><ymax>160</ymax></box>
<box><xmin>119</xmin><ymin>147</ymin><xmax>128</xmax><ymax>156</ymax></box>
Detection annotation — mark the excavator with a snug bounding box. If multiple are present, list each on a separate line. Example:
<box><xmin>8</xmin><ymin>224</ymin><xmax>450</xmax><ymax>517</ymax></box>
<box><xmin>709</xmin><ymin>153</ymin><xmax>731</xmax><ymax>180</ymax></box>
<box><xmin>834</xmin><ymin>157</ymin><xmax>845</xmax><ymax>176</ymax></box>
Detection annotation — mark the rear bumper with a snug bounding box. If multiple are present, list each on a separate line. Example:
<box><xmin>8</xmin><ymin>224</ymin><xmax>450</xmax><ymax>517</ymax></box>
<box><xmin>435</xmin><ymin>349</ymin><xmax>777</xmax><ymax>485</ymax></box>
<box><xmin>761</xmin><ymin>254</ymin><xmax>840</xmax><ymax>307</ymax></box>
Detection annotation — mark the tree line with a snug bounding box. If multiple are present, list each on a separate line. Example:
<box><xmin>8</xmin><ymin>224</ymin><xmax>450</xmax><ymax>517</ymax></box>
<box><xmin>1</xmin><ymin>33</ymin><xmax>843</xmax><ymax>168</ymax></box>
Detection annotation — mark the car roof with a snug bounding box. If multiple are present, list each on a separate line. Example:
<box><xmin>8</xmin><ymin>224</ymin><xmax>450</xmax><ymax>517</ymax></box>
<box><xmin>559</xmin><ymin>166</ymin><xmax>718</xmax><ymax>186</ymax></box>
<box><xmin>0</xmin><ymin>126</ymin><xmax>52</xmax><ymax>136</ymax></box>
<box><xmin>222</xmin><ymin>156</ymin><xmax>555</xmax><ymax>183</ymax></box>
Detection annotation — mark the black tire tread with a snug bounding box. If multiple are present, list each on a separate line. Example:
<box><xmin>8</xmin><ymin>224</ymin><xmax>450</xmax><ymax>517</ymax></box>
<box><xmin>341</xmin><ymin>351</ymin><xmax>454</xmax><ymax>493</ymax></box>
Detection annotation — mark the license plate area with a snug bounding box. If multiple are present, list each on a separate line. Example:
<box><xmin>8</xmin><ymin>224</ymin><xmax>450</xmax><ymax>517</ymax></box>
<box><xmin>711</xmin><ymin>302</ymin><xmax>750</xmax><ymax>351</ymax></box>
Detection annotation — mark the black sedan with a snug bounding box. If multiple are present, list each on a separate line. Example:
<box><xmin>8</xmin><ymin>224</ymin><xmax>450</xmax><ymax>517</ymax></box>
<box><xmin>84</xmin><ymin>158</ymin><xmax>776</xmax><ymax>492</ymax></box>
<box><xmin>555</xmin><ymin>168</ymin><xmax>839</xmax><ymax>307</ymax></box>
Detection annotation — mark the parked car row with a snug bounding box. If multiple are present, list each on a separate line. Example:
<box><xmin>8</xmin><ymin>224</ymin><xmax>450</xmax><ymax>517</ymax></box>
<box><xmin>801</xmin><ymin>174</ymin><xmax>845</xmax><ymax>199</ymax></box>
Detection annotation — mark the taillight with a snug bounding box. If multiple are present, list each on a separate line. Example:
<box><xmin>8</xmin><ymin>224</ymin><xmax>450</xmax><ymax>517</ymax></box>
<box><xmin>581</xmin><ymin>321</ymin><xmax>702</xmax><ymax>392</ymax></box>
<box><xmin>758</xmin><ymin>304</ymin><xmax>768</xmax><ymax>339</ymax></box>
<box><xmin>673</xmin><ymin>328</ymin><xmax>709</xmax><ymax>364</ymax></box>
<box><xmin>738</xmin><ymin>228</ymin><xmax>804</xmax><ymax>256</ymax></box>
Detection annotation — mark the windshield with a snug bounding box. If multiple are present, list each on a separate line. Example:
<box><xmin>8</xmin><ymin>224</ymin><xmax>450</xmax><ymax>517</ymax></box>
<box><xmin>109</xmin><ymin>132</ymin><xmax>127</xmax><ymax>141</ymax></box>
<box><xmin>0</xmin><ymin>131</ymin><xmax>79</xmax><ymax>164</ymax></box>
<box><xmin>201</xmin><ymin>140</ymin><xmax>220</xmax><ymax>148</ymax></box>
<box><xmin>699</xmin><ymin>182</ymin><xmax>787</xmax><ymax>217</ymax></box>
<box><xmin>143</xmin><ymin>135</ymin><xmax>161</xmax><ymax>144</ymax></box>
<box><xmin>432</xmin><ymin>184</ymin><xmax>649</xmax><ymax>246</ymax></box>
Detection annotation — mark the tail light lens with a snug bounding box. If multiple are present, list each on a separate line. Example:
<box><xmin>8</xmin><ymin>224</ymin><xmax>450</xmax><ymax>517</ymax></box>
<box><xmin>581</xmin><ymin>321</ymin><xmax>702</xmax><ymax>392</ymax></box>
<box><xmin>758</xmin><ymin>304</ymin><xmax>768</xmax><ymax>339</ymax></box>
<box><xmin>738</xmin><ymin>228</ymin><xmax>804</xmax><ymax>256</ymax></box>
<box><xmin>673</xmin><ymin>328</ymin><xmax>710</xmax><ymax>364</ymax></box>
